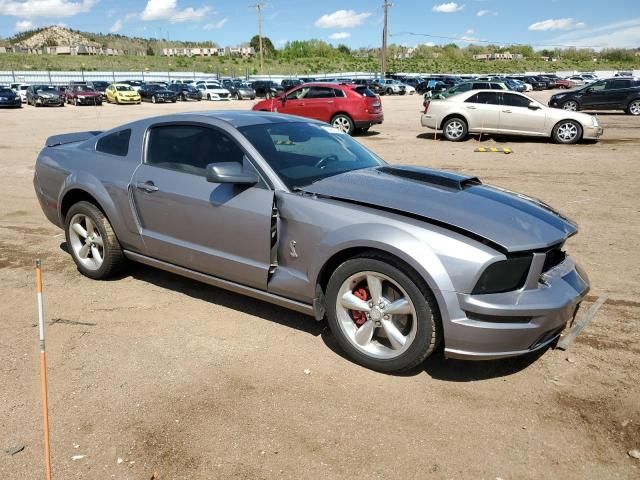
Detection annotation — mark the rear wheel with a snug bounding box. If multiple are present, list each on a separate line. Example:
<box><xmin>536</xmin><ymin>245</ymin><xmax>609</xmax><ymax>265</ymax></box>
<box><xmin>561</xmin><ymin>100</ymin><xmax>579</xmax><ymax>111</ymax></box>
<box><xmin>442</xmin><ymin>117</ymin><xmax>468</xmax><ymax>142</ymax></box>
<box><xmin>626</xmin><ymin>99</ymin><xmax>640</xmax><ymax>116</ymax></box>
<box><xmin>331</xmin><ymin>114</ymin><xmax>355</xmax><ymax>135</ymax></box>
<box><xmin>326</xmin><ymin>255</ymin><xmax>440</xmax><ymax>372</ymax></box>
<box><xmin>386</xmin><ymin>88</ymin><xmax>393</xmax><ymax>95</ymax></box>
<box><xmin>65</xmin><ymin>201</ymin><xmax>125</xmax><ymax>280</ymax></box>
<box><xmin>552</xmin><ymin>120</ymin><xmax>582</xmax><ymax>144</ymax></box>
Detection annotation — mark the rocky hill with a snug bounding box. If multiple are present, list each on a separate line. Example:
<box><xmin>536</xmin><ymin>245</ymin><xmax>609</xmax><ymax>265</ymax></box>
<box><xmin>5</xmin><ymin>26</ymin><xmax>218</xmax><ymax>54</ymax></box>
<box><xmin>13</xmin><ymin>26</ymin><xmax>100</xmax><ymax>49</ymax></box>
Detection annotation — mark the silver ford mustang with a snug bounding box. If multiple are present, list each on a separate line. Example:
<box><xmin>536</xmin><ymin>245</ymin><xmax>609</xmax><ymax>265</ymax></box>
<box><xmin>33</xmin><ymin>111</ymin><xmax>590</xmax><ymax>372</ymax></box>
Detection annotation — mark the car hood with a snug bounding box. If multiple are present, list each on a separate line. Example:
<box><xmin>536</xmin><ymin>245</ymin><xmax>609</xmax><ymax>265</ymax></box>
<box><xmin>302</xmin><ymin>166</ymin><xmax>577</xmax><ymax>253</ymax></box>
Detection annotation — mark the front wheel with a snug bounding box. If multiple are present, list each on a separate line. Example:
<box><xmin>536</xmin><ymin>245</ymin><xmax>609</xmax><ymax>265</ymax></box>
<box><xmin>331</xmin><ymin>114</ymin><xmax>355</xmax><ymax>135</ymax></box>
<box><xmin>552</xmin><ymin>120</ymin><xmax>582</xmax><ymax>144</ymax></box>
<box><xmin>236</xmin><ymin>93</ymin><xmax>242</xmax><ymax>100</ymax></box>
<box><xmin>626</xmin><ymin>99</ymin><xmax>640</xmax><ymax>116</ymax></box>
<box><xmin>561</xmin><ymin>100</ymin><xmax>579</xmax><ymax>111</ymax></box>
<box><xmin>442</xmin><ymin>117</ymin><xmax>468</xmax><ymax>142</ymax></box>
<box><xmin>151</xmin><ymin>95</ymin><xmax>157</xmax><ymax>104</ymax></box>
<box><xmin>65</xmin><ymin>201</ymin><xmax>125</xmax><ymax>280</ymax></box>
<box><xmin>325</xmin><ymin>255</ymin><xmax>440</xmax><ymax>372</ymax></box>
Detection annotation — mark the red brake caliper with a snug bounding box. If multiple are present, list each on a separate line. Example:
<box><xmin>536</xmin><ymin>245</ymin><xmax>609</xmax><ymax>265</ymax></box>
<box><xmin>351</xmin><ymin>287</ymin><xmax>369</xmax><ymax>326</ymax></box>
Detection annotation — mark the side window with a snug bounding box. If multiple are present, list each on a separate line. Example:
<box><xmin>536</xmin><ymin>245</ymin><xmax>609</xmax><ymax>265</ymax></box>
<box><xmin>465</xmin><ymin>92</ymin><xmax>500</xmax><ymax>105</ymax></box>
<box><xmin>146</xmin><ymin>125</ymin><xmax>245</xmax><ymax>176</ymax></box>
<box><xmin>286</xmin><ymin>87</ymin><xmax>309</xmax><ymax>100</ymax></box>
<box><xmin>610</xmin><ymin>79</ymin><xmax>631</xmax><ymax>89</ymax></box>
<box><xmin>332</xmin><ymin>88</ymin><xmax>346</xmax><ymax>98</ymax></box>
<box><xmin>502</xmin><ymin>93</ymin><xmax>531</xmax><ymax>108</ymax></box>
<box><xmin>473</xmin><ymin>82</ymin><xmax>489</xmax><ymax>89</ymax></box>
<box><xmin>589</xmin><ymin>81</ymin><xmax>606</xmax><ymax>92</ymax></box>
<box><xmin>96</xmin><ymin>129</ymin><xmax>131</xmax><ymax>157</ymax></box>
<box><xmin>306</xmin><ymin>87</ymin><xmax>335</xmax><ymax>99</ymax></box>
<box><xmin>490</xmin><ymin>83</ymin><xmax>504</xmax><ymax>90</ymax></box>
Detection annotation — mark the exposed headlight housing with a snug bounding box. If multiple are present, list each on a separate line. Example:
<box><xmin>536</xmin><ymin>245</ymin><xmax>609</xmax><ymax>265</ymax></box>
<box><xmin>591</xmin><ymin>116</ymin><xmax>599</xmax><ymax>127</ymax></box>
<box><xmin>472</xmin><ymin>256</ymin><xmax>532</xmax><ymax>294</ymax></box>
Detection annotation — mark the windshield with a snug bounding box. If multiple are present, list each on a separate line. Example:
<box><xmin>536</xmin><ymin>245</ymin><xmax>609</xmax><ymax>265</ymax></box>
<box><xmin>92</xmin><ymin>82</ymin><xmax>109</xmax><ymax>88</ymax></box>
<box><xmin>37</xmin><ymin>86</ymin><xmax>57</xmax><ymax>93</ymax></box>
<box><xmin>75</xmin><ymin>86</ymin><xmax>95</xmax><ymax>92</ymax></box>
<box><xmin>116</xmin><ymin>86</ymin><xmax>134</xmax><ymax>91</ymax></box>
<box><xmin>0</xmin><ymin>87</ymin><xmax>13</xmax><ymax>94</ymax></box>
<box><xmin>239</xmin><ymin>122</ymin><xmax>384</xmax><ymax>189</ymax></box>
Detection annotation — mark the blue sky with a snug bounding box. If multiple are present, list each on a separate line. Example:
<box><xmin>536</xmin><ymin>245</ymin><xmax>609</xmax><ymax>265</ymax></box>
<box><xmin>1</xmin><ymin>0</ymin><xmax>639</xmax><ymax>49</ymax></box>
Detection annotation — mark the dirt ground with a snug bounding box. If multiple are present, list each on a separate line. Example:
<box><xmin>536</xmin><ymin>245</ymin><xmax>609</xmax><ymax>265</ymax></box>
<box><xmin>1</xmin><ymin>92</ymin><xmax>639</xmax><ymax>480</ymax></box>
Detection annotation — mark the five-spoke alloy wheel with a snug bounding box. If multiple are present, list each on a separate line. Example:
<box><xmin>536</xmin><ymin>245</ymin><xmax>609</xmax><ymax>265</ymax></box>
<box><xmin>65</xmin><ymin>201</ymin><xmax>125</xmax><ymax>279</ymax></box>
<box><xmin>326</xmin><ymin>255</ymin><xmax>440</xmax><ymax>372</ymax></box>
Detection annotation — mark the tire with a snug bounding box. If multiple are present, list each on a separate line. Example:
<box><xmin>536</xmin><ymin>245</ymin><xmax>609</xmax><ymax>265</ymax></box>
<box><xmin>331</xmin><ymin>114</ymin><xmax>355</xmax><ymax>135</ymax></box>
<box><xmin>206</xmin><ymin>94</ymin><xmax>211</xmax><ymax>100</ymax></box>
<box><xmin>626</xmin><ymin>99</ymin><xmax>640</xmax><ymax>116</ymax></box>
<box><xmin>73</xmin><ymin>98</ymin><xmax>78</xmax><ymax>106</ymax></box>
<box><xmin>441</xmin><ymin>117</ymin><xmax>468</xmax><ymax>142</ymax></box>
<box><xmin>325</xmin><ymin>254</ymin><xmax>440</xmax><ymax>372</ymax></box>
<box><xmin>561</xmin><ymin>100</ymin><xmax>579</xmax><ymax>112</ymax></box>
<box><xmin>64</xmin><ymin>201</ymin><xmax>125</xmax><ymax>280</ymax></box>
<box><xmin>236</xmin><ymin>93</ymin><xmax>242</xmax><ymax>100</ymax></box>
<box><xmin>552</xmin><ymin>120</ymin><xmax>582</xmax><ymax>144</ymax></box>
<box><xmin>386</xmin><ymin>88</ymin><xmax>393</xmax><ymax>95</ymax></box>
<box><xmin>115</xmin><ymin>97</ymin><xmax>120</xmax><ymax>105</ymax></box>
<box><xmin>152</xmin><ymin>95</ymin><xmax>157</xmax><ymax>104</ymax></box>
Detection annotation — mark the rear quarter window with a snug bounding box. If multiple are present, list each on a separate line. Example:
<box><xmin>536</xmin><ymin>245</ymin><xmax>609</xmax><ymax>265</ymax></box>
<box><xmin>354</xmin><ymin>86</ymin><xmax>377</xmax><ymax>97</ymax></box>
<box><xmin>96</xmin><ymin>129</ymin><xmax>131</xmax><ymax>157</ymax></box>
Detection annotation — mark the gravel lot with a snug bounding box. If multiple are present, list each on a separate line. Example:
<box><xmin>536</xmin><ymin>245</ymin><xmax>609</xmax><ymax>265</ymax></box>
<box><xmin>1</xmin><ymin>92</ymin><xmax>639</xmax><ymax>479</ymax></box>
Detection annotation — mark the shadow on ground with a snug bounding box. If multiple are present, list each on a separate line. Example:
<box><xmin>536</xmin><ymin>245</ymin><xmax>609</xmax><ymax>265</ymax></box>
<box><xmin>61</xmin><ymin>245</ymin><xmax>546</xmax><ymax>382</ymax></box>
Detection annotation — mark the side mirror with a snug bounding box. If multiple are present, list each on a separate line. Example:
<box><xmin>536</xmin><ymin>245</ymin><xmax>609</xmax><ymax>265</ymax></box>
<box><xmin>528</xmin><ymin>101</ymin><xmax>541</xmax><ymax>110</ymax></box>
<box><xmin>585</xmin><ymin>87</ymin><xmax>593</xmax><ymax>94</ymax></box>
<box><xmin>206</xmin><ymin>162</ymin><xmax>259</xmax><ymax>185</ymax></box>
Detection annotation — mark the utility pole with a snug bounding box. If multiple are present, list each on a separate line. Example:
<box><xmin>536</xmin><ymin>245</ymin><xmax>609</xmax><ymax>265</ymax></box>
<box><xmin>381</xmin><ymin>0</ymin><xmax>392</xmax><ymax>77</ymax></box>
<box><xmin>251</xmin><ymin>3</ymin><xmax>266</xmax><ymax>72</ymax></box>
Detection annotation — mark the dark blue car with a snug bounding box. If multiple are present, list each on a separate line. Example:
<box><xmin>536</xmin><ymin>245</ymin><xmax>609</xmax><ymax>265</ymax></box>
<box><xmin>0</xmin><ymin>86</ymin><xmax>22</xmax><ymax>108</ymax></box>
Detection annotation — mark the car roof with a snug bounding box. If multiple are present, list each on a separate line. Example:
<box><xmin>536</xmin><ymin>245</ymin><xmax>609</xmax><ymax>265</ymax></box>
<box><xmin>182</xmin><ymin>110</ymin><xmax>324</xmax><ymax>128</ymax></box>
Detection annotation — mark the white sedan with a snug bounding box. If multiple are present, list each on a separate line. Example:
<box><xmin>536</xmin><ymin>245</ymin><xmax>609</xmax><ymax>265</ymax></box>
<box><xmin>196</xmin><ymin>83</ymin><xmax>231</xmax><ymax>101</ymax></box>
<box><xmin>421</xmin><ymin>89</ymin><xmax>603</xmax><ymax>144</ymax></box>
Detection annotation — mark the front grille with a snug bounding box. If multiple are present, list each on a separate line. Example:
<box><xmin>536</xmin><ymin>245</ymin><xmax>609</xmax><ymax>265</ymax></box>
<box><xmin>542</xmin><ymin>246</ymin><xmax>566</xmax><ymax>273</ymax></box>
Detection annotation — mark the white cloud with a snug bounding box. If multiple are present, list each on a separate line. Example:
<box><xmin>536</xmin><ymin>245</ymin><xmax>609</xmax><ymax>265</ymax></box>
<box><xmin>528</xmin><ymin>18</ymin><xmax>585</xmax><ymax>31</ymax></box>
<box><xmin>141</xmin><ymin>0</ymin><xmax>211</xmax><ymax>23</ymax></box>
<box><xmin>109</xmin><ymin>19</ymin><xmax>123</xmax><ymax>33</ymax></box>
<box><xmin>476</xmin><ymin>9</ymin><xmax>497</xmax><ymax>17</ymax></box>
<box><xmin>15</xmin><ymin>19</ymin><xmax>35</xmax><ymax>31</ymax></box>
<box><xmin>549</xmin><ymin>18</ymin><xmax>640</xmax><ymax>48</ymax></box>
<box><xmin>0</xmin><ymin>0</ymin><xmax>95</xmax><ymax>18</ymax></box>
<box><xmin>329</xmin><ymin>32</ymin><xmax>350</xmax><ymax>40</ymax></box>
<box><xmin>465</xmin><ymin>29</ymin><xmax>474</xmax><ymax>35</ymax></box>
<box><xmin>203</xmin><ymin>18</ymin><xmax>228</xmax><ymax>30</ymax></box>
<box><xmin>315</xmin><ymin>9</ymin><xmax>371</xmax><ymax>28</ymax></box>
<box><xmin>432</xmin><ymin>2</ymin><xmax>464</xmax><ymax>13</ymax></box>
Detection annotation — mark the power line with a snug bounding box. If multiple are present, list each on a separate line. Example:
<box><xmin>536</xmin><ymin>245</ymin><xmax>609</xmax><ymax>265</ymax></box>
<box><xmin>251</xmin><ymin>3</ymin><xmax>266</xmax><ymax>72</ymax></box>
<box><xmin>391</xmin><ymin>31</ymin><xmax>603</xmax><ymax>49</ymax></box>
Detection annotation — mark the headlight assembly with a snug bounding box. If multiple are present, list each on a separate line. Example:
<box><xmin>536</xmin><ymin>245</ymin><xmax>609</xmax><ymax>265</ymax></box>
<box><xmin>472</xmin><ymin>256</ymin><xmax>532</xmax><ymax>294</ymax></box>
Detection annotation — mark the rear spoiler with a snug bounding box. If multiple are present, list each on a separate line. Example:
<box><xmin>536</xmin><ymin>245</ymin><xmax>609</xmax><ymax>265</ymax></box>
<box><xmin>45</xmin><ymin>131</ymin><xmax>103</xmax><ymax>147</ymax></box>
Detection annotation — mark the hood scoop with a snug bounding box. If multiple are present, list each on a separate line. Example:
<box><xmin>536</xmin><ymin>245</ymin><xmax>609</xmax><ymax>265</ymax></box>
<box><xmin>377</xmin><ymin>166</ymin><xmax>481</xmax><ymax>191</ymax></box>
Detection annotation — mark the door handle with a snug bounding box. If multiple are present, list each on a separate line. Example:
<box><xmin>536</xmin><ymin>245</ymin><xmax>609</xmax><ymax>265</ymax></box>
<box><xmin>136</xmin><ymin>181</ymin><xmax>159</xmax><ymax>193</ymax></box>
<box><xmin>325</xmin><ymin>101</ymin><xmax>334</xmax><ymax>104</ymax></box>
<box><xmin>502</xmin><ymin>109</ymin><xmax>512</xmax><ymax>113</ymax></box>
<box><xmin>466</xmin><ymin>105</ymin><xmax>477</xmax><ymax>109</ymax></box>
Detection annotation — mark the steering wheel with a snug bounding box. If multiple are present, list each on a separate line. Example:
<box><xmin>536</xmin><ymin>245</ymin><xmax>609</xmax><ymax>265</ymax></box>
<box><xmin>314</xmin><ymin>154</ymin><xmax>339</xmax><ymax>169</ymax></box>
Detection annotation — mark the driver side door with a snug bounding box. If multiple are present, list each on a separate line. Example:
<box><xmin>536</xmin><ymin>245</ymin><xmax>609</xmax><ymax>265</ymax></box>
<box><xmin>276</xmin><ymin>86</ymin><xmax>310</xmax><ymax>116</ymax></box>
<box><xmin>580</xmin><ymin>81</ymin><xmax>607</xmax><ymax>109</ymax></box>
<box><xmin>130</xmin><ymin>123</ymin><xmax>274</xmax><ymax>289</ymax></box>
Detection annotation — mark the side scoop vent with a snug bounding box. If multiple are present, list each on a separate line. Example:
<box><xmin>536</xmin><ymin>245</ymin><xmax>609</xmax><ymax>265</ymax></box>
<box><xmin>378</xmin><ymin>166</ymin><xmax>481</xmax><ymax>191</ymax></box>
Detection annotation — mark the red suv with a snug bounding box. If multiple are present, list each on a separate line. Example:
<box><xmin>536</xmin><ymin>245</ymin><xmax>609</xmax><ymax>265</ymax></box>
<box><xmin>252</xmin><ymin>82</ymin><xmax>383</xmax><ymax>135</ymax></box>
